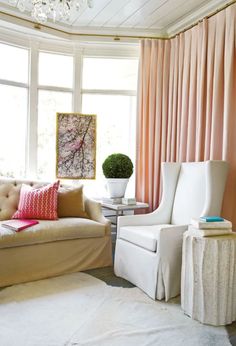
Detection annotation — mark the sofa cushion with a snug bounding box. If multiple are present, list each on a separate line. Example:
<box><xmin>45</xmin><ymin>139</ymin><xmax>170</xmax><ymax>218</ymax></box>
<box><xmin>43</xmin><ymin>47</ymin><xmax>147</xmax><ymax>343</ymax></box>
<box><xmin>13</xmin><ymin>181</ymin><xmax>59</xmax><ymax>220</ymax></box>
<box><xmin>119</xmin><ymin>224</ymin><xmax>174</xmax><ymax>252</ymax></box>
<box><xmin>0</xmin><ymin>218</ymin><xmax>106</xmax><ymax>249</ymax></box>
<box><xmin>0</xmin><ymin>179</ymin><xmax>57</xmax><ymax>221</ymax></box>
<box><xmin>58</xmin><ymin>186</ymin><xmax>88</xmax><ymax>219</ymax></box>
<box><xmin>0</xmin><ymin>183</ymin><xmax>21</xmax><ymax>220</ymax></box>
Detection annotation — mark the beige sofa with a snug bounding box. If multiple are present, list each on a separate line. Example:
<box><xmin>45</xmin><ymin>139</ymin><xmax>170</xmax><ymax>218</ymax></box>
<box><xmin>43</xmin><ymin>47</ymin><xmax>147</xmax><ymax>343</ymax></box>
<box><xmin>0</xmin><ymin>178</ymin><xmax>112</xmax><ymax>287</ymax></box>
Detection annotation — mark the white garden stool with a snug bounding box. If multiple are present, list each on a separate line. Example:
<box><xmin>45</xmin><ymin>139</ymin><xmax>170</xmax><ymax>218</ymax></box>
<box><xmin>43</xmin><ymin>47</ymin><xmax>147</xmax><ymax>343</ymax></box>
<box><xmin>181</xmin><ymin>229</ymin><xmax>236</xmax><ymax>326</ymax></box>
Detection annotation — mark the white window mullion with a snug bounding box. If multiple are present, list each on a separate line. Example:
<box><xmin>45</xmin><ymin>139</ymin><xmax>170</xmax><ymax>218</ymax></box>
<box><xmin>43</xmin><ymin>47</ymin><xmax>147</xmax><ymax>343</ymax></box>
<box><xmin>81</xmin><ymin>89</ymin><xmax>136</xmax><ymax>96</ymax></box>
<box><xmin>0</xmin><ymin>79</ymin><xmax>28</xmax><ymax>88</ymax></box>
<box><xmin>73</xmin><ymin>47</ymin><xmax>83</xmax><ymax>112</ymax></box>
<box><xmin>38</xmin><ymin>85</ymin><xmax>72</xmax><ymax>93</ymax></box>
<box><xmin>26</xmin><ymin>41</ymin><xmax>39</xmax><ymax>178</ymax></box>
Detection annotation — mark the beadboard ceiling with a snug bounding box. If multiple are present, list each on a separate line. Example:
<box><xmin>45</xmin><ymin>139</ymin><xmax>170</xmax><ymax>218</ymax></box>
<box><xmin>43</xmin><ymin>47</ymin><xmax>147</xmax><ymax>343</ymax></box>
<box><xmin>0</xmin><ymin>0</ymin><xmax>232</xmax><ymax>39</ymax></box>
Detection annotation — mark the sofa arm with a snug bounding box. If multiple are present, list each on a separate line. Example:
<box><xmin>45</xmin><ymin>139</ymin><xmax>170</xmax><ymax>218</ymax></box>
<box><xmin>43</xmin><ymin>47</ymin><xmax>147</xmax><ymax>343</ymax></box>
<box><xmin>84</xmin><ymin>198</ymin><xmax>111</xmax><ymax>235</ymax></box>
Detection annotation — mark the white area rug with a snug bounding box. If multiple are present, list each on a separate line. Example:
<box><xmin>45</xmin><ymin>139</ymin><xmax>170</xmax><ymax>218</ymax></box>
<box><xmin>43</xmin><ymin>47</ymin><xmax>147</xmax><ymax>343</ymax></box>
<box><xmin>0</xmin><ymin>273</ymin><xmax>231</xmax><ymax>346</ymax></box>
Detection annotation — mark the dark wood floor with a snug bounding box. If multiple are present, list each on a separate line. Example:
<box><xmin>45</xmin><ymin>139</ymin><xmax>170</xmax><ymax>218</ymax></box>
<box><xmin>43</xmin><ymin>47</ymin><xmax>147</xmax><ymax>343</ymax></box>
<box><xmin>85</xmin><ymin>266</ymin><xmax>133</xmax><ymax>288</ymax></box>
<box><xmin>85</xmin><ymin>236</ymin><xmax>133</xmax><ymax>288</ymax></box>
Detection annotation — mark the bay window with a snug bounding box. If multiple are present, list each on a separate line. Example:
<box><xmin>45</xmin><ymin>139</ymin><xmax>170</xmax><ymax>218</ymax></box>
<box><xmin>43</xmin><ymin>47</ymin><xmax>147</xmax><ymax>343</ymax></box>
<box><xmin>0</xmin><ymin>37</ymin><xmax>139</xmax><ymax>196</ymax></box>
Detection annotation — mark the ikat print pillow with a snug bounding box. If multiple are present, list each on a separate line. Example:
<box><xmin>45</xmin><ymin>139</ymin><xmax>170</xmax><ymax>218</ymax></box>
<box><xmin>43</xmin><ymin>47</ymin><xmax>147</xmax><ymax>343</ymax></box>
<box><xmin>12</xmin><ymin>181</ymin><xmax>60</xmax><ymax>220</ymax></box>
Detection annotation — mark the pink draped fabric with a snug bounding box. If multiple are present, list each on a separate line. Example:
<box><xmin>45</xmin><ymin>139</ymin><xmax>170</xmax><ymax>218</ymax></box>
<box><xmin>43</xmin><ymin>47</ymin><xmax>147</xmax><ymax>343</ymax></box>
<box><xmin>136</xmin><ymin>4</ymin><xmax>236</xmax><ymax>226</ymax></box>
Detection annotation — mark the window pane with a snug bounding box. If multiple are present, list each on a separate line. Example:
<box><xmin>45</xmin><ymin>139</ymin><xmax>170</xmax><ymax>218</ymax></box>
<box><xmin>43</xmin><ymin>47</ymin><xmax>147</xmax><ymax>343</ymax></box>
<box><xmin>82</xmin><ymin>94</ymin><xmax>136</xmax><ymax>197</ymax></box>
<box><xmin>37</xmin><ymin>90</ymin><xmax>72</xmax><ymax>179</ymax></box>
<box><xmin>0</xmin><ymin>43</ymin><xmax>29</xmax><ymax>83</ymax></box>
<box><xmin>39</xmin><ymin>52</ymin><xmax>73</xmax><ymax>88</ymax></box>
<box><xmin>82</xmin><ymin>58</ymin><xmax>139</xmax><ymax>90</ymax></box>
<box><xmin>0</xmin><ymin>85</ymin><xmax>27</xmax><ymax>177</ymax></box>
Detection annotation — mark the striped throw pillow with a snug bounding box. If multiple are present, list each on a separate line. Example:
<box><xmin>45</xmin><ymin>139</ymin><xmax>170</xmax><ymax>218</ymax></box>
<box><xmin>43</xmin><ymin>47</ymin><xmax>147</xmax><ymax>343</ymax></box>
<box><xmin>12</xmin><ymin>181</ymin><xmax>60</xmax><ymax>220</ymax></box>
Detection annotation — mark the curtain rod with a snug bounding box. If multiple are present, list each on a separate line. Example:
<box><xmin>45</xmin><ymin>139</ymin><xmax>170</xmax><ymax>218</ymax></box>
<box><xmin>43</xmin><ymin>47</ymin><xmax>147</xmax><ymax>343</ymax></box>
<box><xmin>169</xmin><ymin>0</ymin><xmax>236</xmax><ymax>39</ymax></box>
<box><xmin>0</xmin><ymin>0</ymin><xmax>235</xmax><ymax>41</ymax></box>
<box><xmin>0</xmin><ymin>10</ymin><xmax>167</xmax><ymax>40</ymax></box>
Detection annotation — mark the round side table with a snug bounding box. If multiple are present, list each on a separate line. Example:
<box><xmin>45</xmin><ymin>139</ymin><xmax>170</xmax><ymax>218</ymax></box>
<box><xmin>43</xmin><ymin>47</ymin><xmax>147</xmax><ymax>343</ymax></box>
<box><xmin>181</xmin><ymin>229</ymin><xmax>236</xmax><ymax>326</ymax></box>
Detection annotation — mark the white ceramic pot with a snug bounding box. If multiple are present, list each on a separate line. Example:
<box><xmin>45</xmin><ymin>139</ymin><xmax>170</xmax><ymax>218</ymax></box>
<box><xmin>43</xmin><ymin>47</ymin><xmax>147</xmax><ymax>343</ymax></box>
<box><xmin>106</xmin><ymin>178</ymin><xmax>129</xmax><ymax>198</ymax></box>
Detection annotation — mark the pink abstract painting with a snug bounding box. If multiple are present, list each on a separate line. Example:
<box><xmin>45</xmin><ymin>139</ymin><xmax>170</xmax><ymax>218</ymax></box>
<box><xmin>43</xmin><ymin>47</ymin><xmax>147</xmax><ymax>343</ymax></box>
<box><xmin>56</xmin><ymin>113</ymin><xmax>96</xmax><ymax>179</ymax></box>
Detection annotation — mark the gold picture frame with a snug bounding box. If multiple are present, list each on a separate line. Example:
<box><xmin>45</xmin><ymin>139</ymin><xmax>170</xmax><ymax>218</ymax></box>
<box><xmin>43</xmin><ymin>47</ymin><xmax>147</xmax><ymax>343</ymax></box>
<box><xmin>56</xmin><ymin>113</ymin><xmax>96</xmax><ymax>179</ymax></box>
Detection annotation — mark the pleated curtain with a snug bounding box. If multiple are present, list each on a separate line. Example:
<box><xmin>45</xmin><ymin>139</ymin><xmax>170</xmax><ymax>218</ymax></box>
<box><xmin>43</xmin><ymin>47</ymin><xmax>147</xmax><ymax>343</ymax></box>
<box><xmin>136</xmin><ymin>3</ymin><xmax>236</xmax><ymax>226</ymax></box>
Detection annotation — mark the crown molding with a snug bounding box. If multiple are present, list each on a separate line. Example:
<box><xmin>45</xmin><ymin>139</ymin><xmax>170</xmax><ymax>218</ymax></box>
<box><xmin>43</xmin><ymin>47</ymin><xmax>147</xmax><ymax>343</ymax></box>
<box><xmin>0</xmin><ymin>0</ymin><xmax>235</xmax><ymax>43</ymax></box>
<box><xmin>0</xmin><ymin>5</ymin><xmax>166</xmax><ymax>42</ymax></box>
<box><xmin>0</xmin><ymin>21</ymin><xmax>140</xmax><ymax>57</ymax></box>
<box><xmin>68</xmin><ymin>25</ymin><xmax>166</xmax><ymax>39</ymax></box>
<box><xmin>166</xmin><ymin>0</ymin><xmax>234</xmax><ymax>36</ymax></box>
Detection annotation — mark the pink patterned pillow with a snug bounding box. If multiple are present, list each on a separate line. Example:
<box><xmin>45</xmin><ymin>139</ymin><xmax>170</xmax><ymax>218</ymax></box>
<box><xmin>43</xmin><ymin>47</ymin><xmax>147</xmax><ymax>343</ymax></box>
<box><xmin>13</xmin><ymin>181</ymin><xmax>60</xmax><ymax>220</ymax></box>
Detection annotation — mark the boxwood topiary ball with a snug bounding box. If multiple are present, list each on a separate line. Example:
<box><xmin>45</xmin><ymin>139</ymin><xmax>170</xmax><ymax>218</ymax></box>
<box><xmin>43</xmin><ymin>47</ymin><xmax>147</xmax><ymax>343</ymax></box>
<box><xmin>102</xmin><ymin>153</ymin><xmax>133</xmax><ymax>178</ymax></box>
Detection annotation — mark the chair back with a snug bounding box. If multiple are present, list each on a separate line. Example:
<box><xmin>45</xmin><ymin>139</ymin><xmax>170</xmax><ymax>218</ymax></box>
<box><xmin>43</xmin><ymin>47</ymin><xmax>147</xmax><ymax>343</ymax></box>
<box><xmin>170</xmin><ymin>161</ymin><xmax>228</xmax><ymax>225</ymax></box>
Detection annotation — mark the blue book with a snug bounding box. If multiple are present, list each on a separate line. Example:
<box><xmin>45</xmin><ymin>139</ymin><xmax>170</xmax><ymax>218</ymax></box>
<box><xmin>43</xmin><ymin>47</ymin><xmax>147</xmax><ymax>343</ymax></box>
<box><xmin>199</xmin><ymin>216</ymin><xmax>224</xmax><ymax>222</ymax></box>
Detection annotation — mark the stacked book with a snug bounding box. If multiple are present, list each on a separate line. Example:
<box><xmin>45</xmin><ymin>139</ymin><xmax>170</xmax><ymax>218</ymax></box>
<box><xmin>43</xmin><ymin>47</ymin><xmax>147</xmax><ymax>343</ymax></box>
<box><xmin>102</xmin><ymin>197</ymin><xmax>137</xmax><ymax>205</ymax></box>
<box><xmin>121</xmin><ymin>198</ymin><xmax>136</xmax><ymax>205</ymax></box>
<box><xmin>190</xmin><ymin>216</ymin><xmax>232</xmax><ymax>237</ymax></box>
<box><xmin>102</xmin><ymin>197</ymin><xmax>122</xmax><ymax>205</ymax></box>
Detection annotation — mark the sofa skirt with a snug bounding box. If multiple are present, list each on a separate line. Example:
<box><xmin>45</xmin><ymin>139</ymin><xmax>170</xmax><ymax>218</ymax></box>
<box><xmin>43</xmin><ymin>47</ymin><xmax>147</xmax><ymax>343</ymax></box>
<box><xmin>0</xmin><ymin>235</ymin><xmax>112</xmax><ymax>287</ymax></box>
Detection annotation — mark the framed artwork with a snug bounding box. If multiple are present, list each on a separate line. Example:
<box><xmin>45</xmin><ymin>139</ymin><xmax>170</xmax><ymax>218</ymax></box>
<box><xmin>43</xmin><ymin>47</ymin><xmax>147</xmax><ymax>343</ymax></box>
<box><xmin>56</xmin><ymin>113</ymin><xmax>96</xmax><ymax>179</ymax></box>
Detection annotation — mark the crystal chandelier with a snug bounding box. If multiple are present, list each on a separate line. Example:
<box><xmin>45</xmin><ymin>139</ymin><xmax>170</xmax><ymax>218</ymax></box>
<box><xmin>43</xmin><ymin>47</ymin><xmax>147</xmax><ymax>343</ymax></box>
<box><xmin>9</xmin><ymin>0</ymin><xmax>94</xmax><ymax>24</ymax></box>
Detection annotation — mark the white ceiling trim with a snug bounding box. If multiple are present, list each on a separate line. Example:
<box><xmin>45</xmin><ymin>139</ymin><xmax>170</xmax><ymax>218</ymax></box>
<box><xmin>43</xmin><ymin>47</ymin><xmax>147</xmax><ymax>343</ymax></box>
<box><xmin>0</xmin><ymin>23</ymin><xmax>140</xmax><ymax>57</ymax></box>
<box><xmin>166</xmin><ymin>0</ymin><xmax>233</xmax><ymax>36</ymax></box>
<box><xmin>69</xmin><ymin>26</ymin><xmax>166</xmax><ymax>38</ymax></box>
<box><xmin>0</xmin><ymin>10</ymin><xmax>166</xmax><ymax>42</ymax></box>
<box><xmin>0</xmin><ymin>0</ymin><xmax>234</xmax><ymax>42</ymax></box>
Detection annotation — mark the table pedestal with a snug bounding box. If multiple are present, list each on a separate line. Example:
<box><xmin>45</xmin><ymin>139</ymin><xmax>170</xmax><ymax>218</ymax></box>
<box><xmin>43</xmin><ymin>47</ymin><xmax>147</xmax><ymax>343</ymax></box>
<box><xmin>181</xmin><ymin>230</ymin><xmax>236</xmax><ymax>326</ymax></box>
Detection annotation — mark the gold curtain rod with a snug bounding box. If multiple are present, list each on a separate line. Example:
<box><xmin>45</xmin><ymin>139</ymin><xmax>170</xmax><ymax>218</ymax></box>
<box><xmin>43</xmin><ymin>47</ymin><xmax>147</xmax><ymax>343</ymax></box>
<box><xmin>169</xmin><ymin>0</ymin><xmax>236</xmax><ymax>39</ymax></box>
<box><xmin>0</xmin><ymin>10</ymin><xmax>168</xmax><ymax>40</ymax></box>
<box><xmin>0</xmin><ymin>0</ymin><xmax>235</xmax><ymax>41</ymax></box>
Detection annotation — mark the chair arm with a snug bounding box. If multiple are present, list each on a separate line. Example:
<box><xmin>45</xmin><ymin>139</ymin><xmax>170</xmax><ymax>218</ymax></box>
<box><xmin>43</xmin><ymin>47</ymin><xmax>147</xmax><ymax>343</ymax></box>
<box><xmin>157</xmin><ymin>225</ymin><xmax>188</xmax><ymax>301</ymax></box>
<box><xmin>117</xmin><ymin>209</ymin><xmax>170</xmax><ymax>229</ymax></box>
<box><xmin>84</xmin><ymin>198</ymin><xmax>111</xmax><ymax>235</ymax></box>
<box><xmin>158</xmin><ymin>225</ymin><xmax>188</xmax><ymax>252</ymax></box>
<box><xmin>117</xmin><ymin>210</ymin><xmax>171</xmax><ymax>238</ymax></box>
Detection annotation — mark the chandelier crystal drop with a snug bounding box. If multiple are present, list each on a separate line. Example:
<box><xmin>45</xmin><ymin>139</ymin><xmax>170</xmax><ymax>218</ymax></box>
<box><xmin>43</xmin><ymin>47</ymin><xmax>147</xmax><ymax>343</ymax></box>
<box><xmin>9</xmin><ymin>0</ymin><xmax>94</xmax><ymax>24</ymax></box>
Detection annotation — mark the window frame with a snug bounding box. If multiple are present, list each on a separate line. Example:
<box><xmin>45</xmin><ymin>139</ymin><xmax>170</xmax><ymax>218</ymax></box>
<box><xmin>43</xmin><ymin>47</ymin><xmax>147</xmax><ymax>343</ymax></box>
<box><xmin>0</xmin><ymin>41</ymin><xmax>30</xmax><ymax>177</ymax></box>
<box><xmin>81</xmin><ymin>55</ymin><xmax>139</xmax><ymax>195</ymax></box>
<box><xmin>0</xmin><ymin>32</ymin><xmax>139</xmax><ymax>181</ymax></box>
<box><xmin>36</xmin><ymin>50</ymin><xmax>74</xmax><ymax>178</ymax></box>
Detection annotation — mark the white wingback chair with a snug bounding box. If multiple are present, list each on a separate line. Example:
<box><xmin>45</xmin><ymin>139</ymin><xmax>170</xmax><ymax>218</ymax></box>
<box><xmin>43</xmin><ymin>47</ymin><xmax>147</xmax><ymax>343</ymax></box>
<box><xmin>114</xmin><ymin>161</ymin><xmax>229</xmax><ymax>301</ymax></box>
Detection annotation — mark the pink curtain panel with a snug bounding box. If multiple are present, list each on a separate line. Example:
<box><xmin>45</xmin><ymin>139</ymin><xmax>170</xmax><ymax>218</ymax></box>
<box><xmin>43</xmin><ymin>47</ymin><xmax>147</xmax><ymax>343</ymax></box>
<box><xmin>136</xmin><ymin>3</ymin><xmax>236</xmax><ymax>227</ymax></box>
